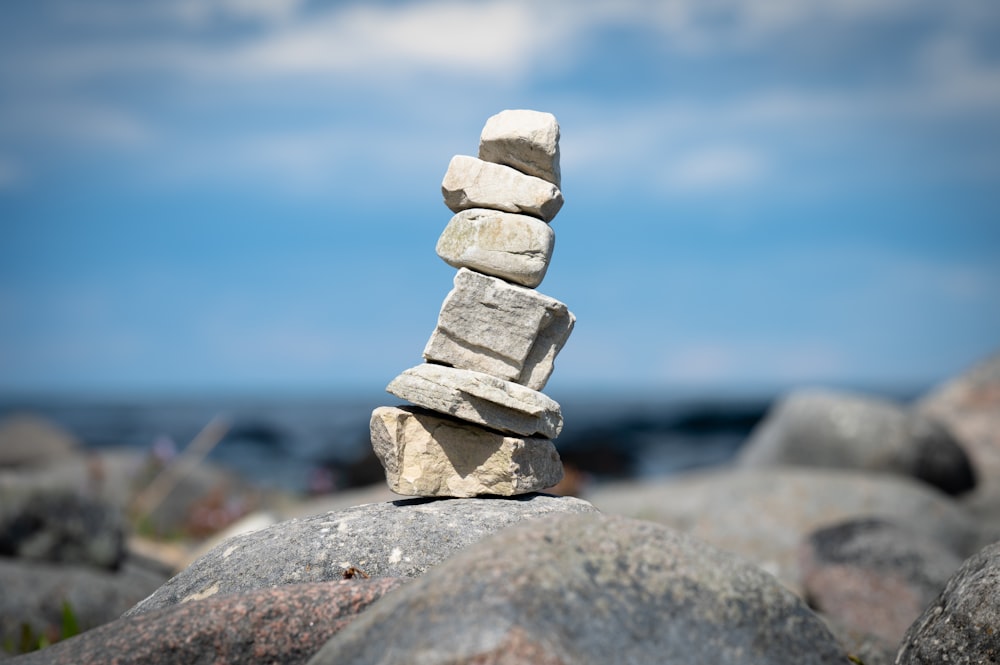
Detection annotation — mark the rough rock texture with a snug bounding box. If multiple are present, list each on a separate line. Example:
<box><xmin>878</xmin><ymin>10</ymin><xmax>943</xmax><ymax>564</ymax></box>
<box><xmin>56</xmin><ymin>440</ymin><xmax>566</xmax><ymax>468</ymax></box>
<box><xmin>441</xmin><ymin>155</ymin><xmax>563</xmax><ymax>222</ymax></box>
<box><xmin>0</xmin><ymin>481</ymin><xmax>126</xmax><ymax>570</ymax></box>
<box><xmin>586</xmin><ymin>468</ymin><xmax>983</xmax><ymax>592</ymax></box>
<box><xmin>479</xmin><ymin>109</ymin><xmax>561</xmax><ymax>186</ymax></box>
<box><xmin>386</xmin><ymin>363</ymin><xmax>563</xmax><ymax>438</ymax></box>
<box><xmin>0</xmin><ymin>557</ymin><xmax>167</xmax><ymax>650</ymax></box>
<box><xmin>307</xmin><ymin>513</ymin><xmax>847</xmax><ymax>665</ymax></box>
<box><xmin>896</xmin><ymin>540</ymin><xmax>1000</xmax><ymax>665</ymax></box>
<box><xmin>370</xmin><ymin>406</ymin><xmax>562</xmax><ymax>497</ymax></box>
<box><xmin>125</xmin><ymin>493</ymin><xmax>596</xmax><ymax>616</ymax></box>
<box><xmin>799</xmin><ymin>518</ymin><xmax>963</xmax><ymax>646</ymax></box>
<box><xmin>738</xmin><ymin>389</ymin><xmax>975</xmax><ymax>495</ymax></box>
<box><xmin>12</xmin><ymin>578</ymin><xmax>406</xmax><ymax>665</ymax></box>
<box><xmin>0</xmin><ymin>414</ymin><xmax>79</xmax><ymax>468</ymax></box>
<box><xmin>422</xmin><ymin>268</ymin><xmax>574</xmax><ymax>390</ymax></box>
<box><xmin>436</xmin><ymin>209</ymin><xmax>555</xmax><ymax>288</ymax></box>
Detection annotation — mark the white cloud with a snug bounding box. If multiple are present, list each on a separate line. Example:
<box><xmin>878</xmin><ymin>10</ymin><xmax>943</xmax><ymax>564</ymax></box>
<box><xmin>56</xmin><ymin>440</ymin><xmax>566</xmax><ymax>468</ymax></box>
<box><xmin>661</xmin><ymin>145</ymin><xmax>769</xmax><ymax>191</ymax></box>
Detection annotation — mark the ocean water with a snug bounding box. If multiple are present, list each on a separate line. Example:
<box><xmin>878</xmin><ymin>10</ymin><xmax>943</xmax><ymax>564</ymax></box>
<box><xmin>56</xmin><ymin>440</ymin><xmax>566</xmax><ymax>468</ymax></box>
<box><xmin>0</xmin><ymin>391</ymin><xmax>773</xmax><ymax>494</ymax></box>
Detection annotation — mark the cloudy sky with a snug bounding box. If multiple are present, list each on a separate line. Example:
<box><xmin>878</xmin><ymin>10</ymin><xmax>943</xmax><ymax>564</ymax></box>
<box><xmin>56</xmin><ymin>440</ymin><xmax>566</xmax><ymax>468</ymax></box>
<box><xmin>2</xmin><ymin>0</ymin><xmax>998</xmax><ymax>398</ymax></box>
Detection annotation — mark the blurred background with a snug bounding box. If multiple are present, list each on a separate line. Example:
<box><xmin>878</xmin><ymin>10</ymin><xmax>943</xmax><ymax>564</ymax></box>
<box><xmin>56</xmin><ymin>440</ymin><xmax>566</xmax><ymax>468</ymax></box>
<box><xmin>1</xmin><ymin>0</ymin><xmax>999</xmax><ymax>493</ymax></box>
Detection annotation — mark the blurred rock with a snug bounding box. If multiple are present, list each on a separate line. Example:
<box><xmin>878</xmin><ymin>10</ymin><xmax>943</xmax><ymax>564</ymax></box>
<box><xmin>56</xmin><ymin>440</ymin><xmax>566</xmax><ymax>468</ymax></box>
<box><xmin>125</xmin><ymin>493</ymin><xmax>597</xmax><ymax>617</ymax></box>
<box><xmin>896</xmin><ymin>539</ymin><xmax>1000</xmax><ymax>665</ymax></box>
<box><xmin>738</xmin><ymin>389</ymin><xmax>975</xmax><ymax>495</ymax></box>
<box><xmin>0</xmin><ymin>557</ymin><xmax>166</xmax><ymax>652</ymax></box>
<box><xmin>0</xmin><ymin>414</ymin><xmax>78</xmax><ymax>468</ymax></box>
<box><xmin>11</xmin><ymin>578</ymin><xmax>405</xmax><ymax>665</ymax></box>
<box><xmin>800</xmin><ymin>518</ymin><xmax>962</xmax><ymax>646</ymax></box>
<box><xmin>308</xmin><ymin>513</ymin><xmax>846</xmax><ymax>665</ymax></box>
<box><xmin>586</xmin><ymin>467</ymin><xmax>982</xmax><ymax>592</ymax></box>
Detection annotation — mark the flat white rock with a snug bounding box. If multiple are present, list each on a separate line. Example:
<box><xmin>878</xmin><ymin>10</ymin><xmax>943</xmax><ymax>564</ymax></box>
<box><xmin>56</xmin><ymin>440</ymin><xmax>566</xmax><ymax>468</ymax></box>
<box><xmin>441</xmin><ymin>155</ymin><xmax>563</xmax><ymax>222</ymax></box>
<box><xmin>370</xmin><ymin>406</ymin><xmax>563</xmax><ymax>498</ymax></box>
<box><xmin>423</xmin><ymin>268</ymin><xmax>574</xmax><ymax>391</ymax></box>
<box><xmin>436</xmin><ymin>209</ymin><xmax>555</xmax><ymax>288</ymax></box>
<box><xmin>385</xmin><ymin>364</ymin><xmax>563</xmax><ymax>439</ymax></box>
<box><xmin>479</xmin><ymin>109</ymin><xmax>561</xmax><ymax>187</ymax></box>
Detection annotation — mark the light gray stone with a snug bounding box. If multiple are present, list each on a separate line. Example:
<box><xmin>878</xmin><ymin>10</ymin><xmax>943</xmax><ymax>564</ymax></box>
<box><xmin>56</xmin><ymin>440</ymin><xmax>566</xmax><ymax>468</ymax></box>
<box><xmin>738</xmin><ymin>389</ymin><xmax>975</xmax><ymax>495</ymax></box>
<box><xmin>896</xmin><ymin>539</ymin><xmax>1000</xmax><ymax>665</ymax></box>
<box><xmin>124</xmin><ymin>494</ymin><xmax>597</xmax><ymax>616</ymax></box>
<box><xmin>441</xmin><ymin>155</ymin><xmax>563</xmax><ymax>222</ymax></box>
<box><xmin>386</xmin><ymin>364</ymin><xmax>563</xmax><ymax>439</ymax></box>
<box><xmin>422</xmin><ymin>268</ymin><xmax>573</xmax><ymax>391</ymax></box>
<box><xmin>307</xmin><ymin>513</ymin><xmax>847</xmax><ymax>665</ymax></box>
<box><xmin>479</xmin><ymin>109</ymin><xmax>561</xmax><ymax>187</ymax></box>
<box><xmin>435</xmin><ymin>209</ymin><xmax>555</xmax><ymax>288</ymax></box>
<box><xmin>370</xmin><ymin>406</ymin><xmax>563</xmax><ymax>497</ymax></box>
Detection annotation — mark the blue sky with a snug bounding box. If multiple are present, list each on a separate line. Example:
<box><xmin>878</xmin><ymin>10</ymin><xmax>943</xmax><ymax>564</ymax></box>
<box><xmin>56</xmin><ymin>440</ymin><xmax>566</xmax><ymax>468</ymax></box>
<box><xmin>1</xmin><ymin>0</ymin><xmax>998</xmax><ymax>398</ymax></box>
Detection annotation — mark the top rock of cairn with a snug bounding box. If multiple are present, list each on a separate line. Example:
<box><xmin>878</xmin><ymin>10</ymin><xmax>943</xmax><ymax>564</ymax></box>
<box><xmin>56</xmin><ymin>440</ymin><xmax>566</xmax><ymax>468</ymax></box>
<box><xmin>370</xmin><ymin>109</ymin><xmax>573</xmax><ymax>498</ymax></box>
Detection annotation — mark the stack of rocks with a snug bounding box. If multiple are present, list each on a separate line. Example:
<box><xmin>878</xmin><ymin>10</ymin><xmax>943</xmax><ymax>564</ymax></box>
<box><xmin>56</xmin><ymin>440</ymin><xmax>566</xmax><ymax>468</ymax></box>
<box><xmin>370</xmin><ymin>109</ymin><xmax>574</xmax><ymax>498</ymax></box>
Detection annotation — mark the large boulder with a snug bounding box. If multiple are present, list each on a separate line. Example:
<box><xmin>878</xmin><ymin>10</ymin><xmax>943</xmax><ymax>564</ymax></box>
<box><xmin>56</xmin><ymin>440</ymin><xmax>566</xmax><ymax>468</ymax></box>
<box><xmin>10</xmin><ymin>578</ymin><xmax>405</xmax><ymax>665</ymax></box>
<box><xmin>738</xmin><ymin>389</ymin><xmax>975</xmax><ymax>495</ymax></box>
<box><xmin>586</xmin><ymin>468</ymin><xmax>983</xmax><ymax>591</ymax></box>
<box><xmin>799</xmin><ymin>518</ymin><xmax>962</xmax><ymax>646</ymax></box>
<box><xmin>125</xmin><ymin>493</ymin><xmax>597</xmax><ymax>616</ymax></box>
<box><xmin>896</xmin><ymin>540</ymin><xmax>1000</xmax><ymax>665</ymax></box>
<box><xmin>307</xmin><ymin>513</ymin><xmax>847</xmax><ymax>665</ymax></box>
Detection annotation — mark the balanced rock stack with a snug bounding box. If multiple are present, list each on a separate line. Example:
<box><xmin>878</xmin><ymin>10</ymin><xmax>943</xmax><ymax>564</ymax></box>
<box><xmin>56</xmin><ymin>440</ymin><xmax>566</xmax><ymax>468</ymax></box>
<box><xmin>370</xmin><ymin>110</ymin><xmax>574</xmax><ymax>498</ymax></box>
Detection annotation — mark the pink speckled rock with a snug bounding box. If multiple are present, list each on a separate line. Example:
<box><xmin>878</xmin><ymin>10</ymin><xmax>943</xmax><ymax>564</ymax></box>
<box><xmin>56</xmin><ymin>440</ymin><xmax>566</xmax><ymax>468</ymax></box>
<box><xmin>10</xmin><ymin>578</ymin><xmax>406</xmax><ymax>665</ymax></box>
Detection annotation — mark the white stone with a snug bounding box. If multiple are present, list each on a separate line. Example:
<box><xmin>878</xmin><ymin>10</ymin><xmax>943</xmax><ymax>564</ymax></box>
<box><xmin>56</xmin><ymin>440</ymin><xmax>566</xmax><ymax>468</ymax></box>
<box><xmin>423</xmin><ymin>268</ymin><xmax>573</xmax><ymax>391</ymax></box>
<box><xmin>436</xmin><ymin>209</ymin><xmax>555</xmax><ymax>288</ymax></box>
<box><xmin>441</xmin><ymin>155</ymin><xmax>563</xmax><ymax>222</ymax></box>
<box><xmin>370</xmin><ymin>406</ymin><xmax>563</xmax><ymax>497</ymax></box>
<box><xmin>385</xmin><ymin>364</ymin><xmax>563</xmax><ymax>439</ymax></box>
<box><xmin>479</xmin><ymin>109</ymin><xmax>561</xmax><ymax>187</ymax></box>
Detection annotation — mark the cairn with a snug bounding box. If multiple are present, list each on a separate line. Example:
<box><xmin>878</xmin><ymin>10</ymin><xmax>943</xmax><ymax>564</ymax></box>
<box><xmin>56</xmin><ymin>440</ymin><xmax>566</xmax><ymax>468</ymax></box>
<box><xmin>370</xmin><ymin>110</ymin><xmax>574</xmax><ymax>497</ymax></box>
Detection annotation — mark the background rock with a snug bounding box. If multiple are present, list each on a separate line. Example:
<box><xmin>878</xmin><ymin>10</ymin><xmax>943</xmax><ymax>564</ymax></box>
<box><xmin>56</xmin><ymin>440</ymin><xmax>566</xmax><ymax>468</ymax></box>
<box><xmin>0</xmin><ymin>557</ymin><xmax>166</xmax><ymax>652</ymax></box>
<box><xmin>308</xmin><ymin>513</ymin><xmax>847</xmax><ymax>665</ymax></box>
<box><xmin>799</xmin><ymin>518</ymin><xmax>962</xmax><ymax>646</ymax></box>
<box><xmin>738</xmin><ymin>389</ymin><xmax>975</xmax><ymax>495</ymax></box>
<box><xmin>11</xmin><ymin>578</ymin><xmax>405</xmax><ymax>665</ymax></box>
<box><xmin>0</xmin><ymin>414</ymin><xmax>78</xmax><ymax>468</ymax></box>
<box><xmin>125</xmin><ymin>493</ymin><xmax>596</xmax><ymax>616</ymax></box>
<box><xmin>586</xmin><ymin>467</ymin><xmax>983</xmax><ymax>591</ymax></box>
<box><xmin>896</xmin><ymin>540</ymin><xmax>1000</xmax><ymax>665</ymax></box>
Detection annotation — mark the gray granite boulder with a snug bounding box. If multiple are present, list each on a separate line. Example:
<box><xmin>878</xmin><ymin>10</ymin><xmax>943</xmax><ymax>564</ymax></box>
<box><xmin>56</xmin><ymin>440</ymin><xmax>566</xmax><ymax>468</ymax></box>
<box><xmin>11</xmin><ymin>578</ymin><xmax>405</xmax><ymax>665</ymax></box>
<box><xmin>307</xmin><ymin>512</ymin><xmax>847</xmax><ymax>665</ymax></box>
<box><xmin>739</xmin><ymin>389</ymin><xmax>975</xmax><ymax>495</ymax></box>
<box><xmin>896</xmin><ymin>539</ymin><xmax>1000</xmax><ymax>664</ymax></box>
<box><xmin>441</xmin><ymin>155</ymin><xmax>563</xmax><ymax>222</ymax></box>
<box><xmin>586</xmin><ymin>468</ymin><xmax>983</xmax><ymax>591</ymax></box>
<box><xmin>0</xmin><ymin>557</ymin><xmax>166</xmax><ymax>652</ymax></box>
<box><xmin>125</xmin><ymin>493</ymin><xmax>596</xmax><ymax>616</ymax></box>
<box><xmin>479</xmin><ymin>109</ymin><xmax>561</xmax><ymax>186</ymax></box>
<box><xmin>800</xmin><ymin>518</ymin><xmax>963</xmax><ymax>646</ymax></box>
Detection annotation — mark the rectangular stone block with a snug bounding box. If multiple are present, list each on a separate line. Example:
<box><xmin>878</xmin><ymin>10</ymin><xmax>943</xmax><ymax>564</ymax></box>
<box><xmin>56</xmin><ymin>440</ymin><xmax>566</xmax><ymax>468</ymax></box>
<box><xmin>422</xmin><ymin>268</ymin><xmax>574</xmax><ymax>391</ymax></box>
<box><xmin>479</xmin><ymin>109</ymin><xmax>561</xmax><ymax>187</ymax></box>
<box><xmin>385</xmin><ymin>363</ymin><xmax>563</xmax><ymax>439</ymax></box>
<box><xmin>436</xmin><ymin>209</ymin><xmax>555</xmax><ymax>288</ymax></box>
<box><xmin>370</xmin><ymin>406</ymin><xmax>563</xmax><ymax>497</ymax></box>
<box><xmin>441</xmin><ymin>155</ymin><xmax>563</xmax><ymax>222</ymax></box>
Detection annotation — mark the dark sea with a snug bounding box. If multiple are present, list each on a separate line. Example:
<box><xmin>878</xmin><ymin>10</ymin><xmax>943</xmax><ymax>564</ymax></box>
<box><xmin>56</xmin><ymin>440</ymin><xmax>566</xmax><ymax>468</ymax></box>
<box><xmin>0</xmin><ymin>390</ymin><xmax>783</xmax><ymax>494</ymax></box>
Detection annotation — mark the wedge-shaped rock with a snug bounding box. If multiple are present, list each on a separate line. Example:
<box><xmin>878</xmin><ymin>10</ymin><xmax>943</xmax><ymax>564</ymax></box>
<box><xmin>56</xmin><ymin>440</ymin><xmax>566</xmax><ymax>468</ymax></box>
<box><xmin>436</xmin><ymin>209</ymin><xmax>555</xmax><ymax>288</ymax></box>
<box><xmin>386</xmin><ymin>364</ymin><xmax>563</xmax><ymax>439</ymax></box>
<box><xmin>442</xmin><ymin>155</ymin><xmax>563</xmax><ymax>222</ymax></box>
<box><xmin>422</xmin><ymin>269</ymin><xmax>574</xmax><ymax>391</ymax></box>
<box><xmin>370</xmin><ymin>406</ymin><xmax>563</xmax><ymax>497</ymax></box>
<box><xmin>479</xmin><ymin>109</ymin><xmax>561</xmax><ymax>187</ymax></box>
